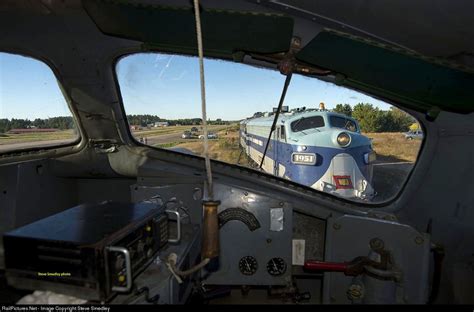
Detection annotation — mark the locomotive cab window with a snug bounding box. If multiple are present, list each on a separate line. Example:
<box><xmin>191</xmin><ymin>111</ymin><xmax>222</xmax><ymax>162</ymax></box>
<box><xmin>291</xmin><ymin>116</ymin><xmax>325</xmax><ymax>132</ymax></box>
<box><xmin>0</xmin><ymin>52</ymin><xmax>79</xmax><ymax>153</ymax></box>
<box><xmin>280</xmin><ymin>126</ymin><xmax>286</xmax><ymax>140</ymax></box>
<box><xmin>116</xmin><ymin>53</ymin><xmax>423</xmax><ymax>203</ymax></box>
<box><xmin>330</xmin><ymin>116</ymin><xmax>358</xmax><ymax>132</ymax></box>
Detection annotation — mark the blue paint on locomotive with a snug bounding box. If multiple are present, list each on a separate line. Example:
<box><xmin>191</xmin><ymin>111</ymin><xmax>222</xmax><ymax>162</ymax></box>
<box><xmin>241</xmin><ymin>131</ymin><xmax>372</xmax><ymax>184</ymax></box>
<box><xmin>240</xmin><ymin>109</ymin><xmax>376</xmax><ymax>199</ymax></box>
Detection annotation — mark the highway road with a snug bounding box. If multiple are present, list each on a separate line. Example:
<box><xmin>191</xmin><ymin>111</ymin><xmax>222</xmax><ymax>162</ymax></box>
<box><xmin>372</xmin><ymin>162</ymin><xmax>414</xmax><ymax>202</ymax></box>
<box><xmin>137</xmin><ymin>125</ymin><xmax>231</xmax><ymax>146</ymax></box>
<box><xmin>0</xmin><ymin>132</ymin><xmax>193</xmax><ymax>152</ymax></box>
<box><xmin>0</xmin><ymin>125</ymin><xmax>232</xmax><ymax>152</ymax></box>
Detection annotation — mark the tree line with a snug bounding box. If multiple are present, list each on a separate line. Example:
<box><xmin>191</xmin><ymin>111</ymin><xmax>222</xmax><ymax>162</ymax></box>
<box><xmin>332</xmin><ymin>103</ymin><xmax>415</xmax><ymax>132</ymax></box>
<box><xmin>126</xmin><ymin>115</ymin><xmax>230</xmax><ymax>126</ymax></box>
<box><xmin>0</xmin><ymin>117</ymin><xmax>75</xmax><ymax>133</ymax></box>
<box><xmin>0</xmin><ymin>115</ymin><xmax>231</xmax><ymax>133</ymax></box>
<box><xmin>0</xmin><ymin>106</ymin><xmax>413</xmax><ymax>134</ymax></box>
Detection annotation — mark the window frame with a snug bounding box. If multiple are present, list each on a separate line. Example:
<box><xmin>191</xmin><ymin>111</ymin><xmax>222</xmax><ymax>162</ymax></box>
<box><xmin>0</xmin><ymin>51</ymin><xmax>83</xmax><ymax>157</ymax></box>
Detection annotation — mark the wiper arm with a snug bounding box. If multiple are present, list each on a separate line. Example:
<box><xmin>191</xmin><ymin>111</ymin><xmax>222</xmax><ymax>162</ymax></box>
<box><xmin>259</xmin><ymin>37</ymin><xmax>299</xmax><ymax>170</ymax></box>
<box><xmin>344</xmin><ymin>119</ymin><xmax>353</xmax><ymax>131</ymax></box>
<box><xmin>259</xmin><ymin>72</ymin><xmax>293</xmax><ymax>169</ymax></box>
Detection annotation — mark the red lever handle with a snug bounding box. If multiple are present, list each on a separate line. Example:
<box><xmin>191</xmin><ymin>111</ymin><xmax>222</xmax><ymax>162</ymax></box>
<box><xmin>304</xmin><ymin>260</ymin><xmax>348</xmax><ymax>272</ymax></box>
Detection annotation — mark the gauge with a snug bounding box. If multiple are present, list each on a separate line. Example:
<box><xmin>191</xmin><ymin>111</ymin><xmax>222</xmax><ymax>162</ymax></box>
<box><xmin>267</xmin><ymin>257</ymin><xmax>287</xmax><ymax>276</ymax></box>
<box><xmin>239</xmin><ymin>256</ymin><xmax>258</xmax><ymax>275</ymax></box>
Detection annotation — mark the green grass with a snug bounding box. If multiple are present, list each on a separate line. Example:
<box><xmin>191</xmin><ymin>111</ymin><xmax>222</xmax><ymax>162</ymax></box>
<box><xmin>158</xmin><ymin>126</ymin><xmax>253</xmax><ymax>166</ymax></box>
<box><xmin>364</xmin><ymin>132</ymin><xmax>421</xmax><ymax>162</ymax></box>
<box><xmin>0</xmin><ymin>130</ymin><xmax>77</xmax><ymax>145</ymax></box>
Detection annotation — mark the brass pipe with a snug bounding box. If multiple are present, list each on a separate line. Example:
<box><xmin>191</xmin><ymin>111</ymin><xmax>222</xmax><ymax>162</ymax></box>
<box><xmin>201</xmin><ymin>200</ymin><xmax>220</xmax><ymax>270</ymax></box>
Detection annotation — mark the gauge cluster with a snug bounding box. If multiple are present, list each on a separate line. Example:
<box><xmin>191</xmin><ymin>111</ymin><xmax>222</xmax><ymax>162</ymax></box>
<box><xmin>204</xmin><ymin>184</ymin><xmax>293</xmax><ymax>286</ymax></box>
<box><xmin>238</xmin><ymin>256</ymin><xmax>288</xmax><ymax>277</ymax></box>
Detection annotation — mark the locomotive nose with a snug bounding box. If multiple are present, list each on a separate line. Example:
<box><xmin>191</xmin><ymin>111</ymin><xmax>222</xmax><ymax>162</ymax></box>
<box><xmin>312</xmin><ymin>152</ymin><xmax>375</xmax><ymax>201</ymax></box>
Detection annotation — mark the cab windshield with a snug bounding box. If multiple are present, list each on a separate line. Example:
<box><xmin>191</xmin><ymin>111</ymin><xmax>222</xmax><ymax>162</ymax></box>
<box><xmin>290</xmin><ymin>116</ymin><xmax>325</xmax><ymax>132</ymax></box>
<box><xmin>330</xmin><ymin>116</ymin><xmax>358</xmax><ymax>132</ymax></box>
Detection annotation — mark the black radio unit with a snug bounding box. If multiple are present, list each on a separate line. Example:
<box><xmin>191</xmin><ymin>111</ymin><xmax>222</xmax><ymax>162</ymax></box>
<box><xmin>3</xmin><ymin>201</ymin><xmax>173</xmax><ymax>302</ymax></box>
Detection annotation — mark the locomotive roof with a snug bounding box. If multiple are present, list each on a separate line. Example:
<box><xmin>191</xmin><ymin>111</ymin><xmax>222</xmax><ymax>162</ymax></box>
<box><xmin>241</xmin><ymin>110</ymin><xmax>354</xmax><ymax>126</ymax></box>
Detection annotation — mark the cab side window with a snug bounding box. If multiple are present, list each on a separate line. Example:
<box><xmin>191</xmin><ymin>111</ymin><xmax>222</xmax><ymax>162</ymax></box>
<box><xmin>0</xmin><ymin>52</ymin><xmax>79</xmax><ymax>153</ymax></box>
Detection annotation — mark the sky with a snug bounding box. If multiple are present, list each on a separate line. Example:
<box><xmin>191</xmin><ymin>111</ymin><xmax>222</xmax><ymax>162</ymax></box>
<box><xmin>0</xmin><ymin>52</ymin><xmax>391</xmax><ymax>120</ymax></box>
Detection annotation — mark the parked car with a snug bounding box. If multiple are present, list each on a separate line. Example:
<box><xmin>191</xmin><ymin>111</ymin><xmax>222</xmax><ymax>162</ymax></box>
<box><xmin>404</xmin><ymin>130</ymin><xmax>423</xmax><ymax>140</ymax></box>
<box><xmin>181</xmin><ymin>131</ymin><xmax>193</xmax><ymax>139</ymax></box>
<box><xmin>199</xmin><ymin>132</ymin><xmax>218</xmax><ymax>139</ymax></box>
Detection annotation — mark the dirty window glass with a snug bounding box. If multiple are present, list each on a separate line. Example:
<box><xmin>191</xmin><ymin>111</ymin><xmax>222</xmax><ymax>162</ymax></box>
<box><xmin>116</xmin><ymin>53</ymin><xmax>423</xmax><ymax>204</ymax></box>
<box><xmin>330</xmin><ymin>116</ymin><xmax>357</xmax><ymax>132</ymax></box>
<box><xmin>291</xmin><ymin>116</ymin><xmax>325</xmax><ymax>132</ymax></box>
<box><xmin>0</xmin><ymin>52</ymin><xmax>79</xmax><ymax>153</ymax></box>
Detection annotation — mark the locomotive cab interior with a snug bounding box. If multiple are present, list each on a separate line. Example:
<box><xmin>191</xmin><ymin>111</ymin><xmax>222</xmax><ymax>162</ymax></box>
<box><xmin>0</xmin><ymin>0</ymin><xmax>473</xmax><ymax>305</ymax></box>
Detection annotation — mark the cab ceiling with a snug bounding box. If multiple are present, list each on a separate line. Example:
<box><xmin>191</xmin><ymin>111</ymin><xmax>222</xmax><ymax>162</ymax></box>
<box><xmin>1</xmin><ymin>0</ymin><xmax>474</xmax><ymax>114</ymax></box>
<box><xmin>258</xmin><ymin>0</ymin><xmax>474</xmax><ymax>63</ymax></box>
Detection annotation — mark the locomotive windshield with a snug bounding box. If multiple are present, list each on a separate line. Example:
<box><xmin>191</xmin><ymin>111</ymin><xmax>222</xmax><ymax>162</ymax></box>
<box><xmin>330</xmin><ymin>116</ymin><xmax>358</xmax><ymax>132</ymax></box>
<box><xmin>115</xmin><ymin>52</ymin><xmax>422</xmax><ymax>204</ymax></box>
<box><xmin>290</xmin><ymin>116</ymin><xmax>325</xmax><ymax>132</ymax></box>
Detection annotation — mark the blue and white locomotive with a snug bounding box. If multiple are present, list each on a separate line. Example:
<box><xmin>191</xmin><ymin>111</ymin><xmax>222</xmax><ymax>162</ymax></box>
<box><xmin>240</xmin><ymin>106</ymin><xmax>376</xmax><ymax>200</ymax></box>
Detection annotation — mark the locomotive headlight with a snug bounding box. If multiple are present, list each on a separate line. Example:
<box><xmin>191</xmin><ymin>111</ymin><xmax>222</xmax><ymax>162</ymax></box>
<box><xmin>336</xmin><ymin>132</ymin><xmax>351</xmax><ymax>147</ymax></box>
<box><xmin>296</xmin><ymin>145</ymin><xmax>307</xmax><ymax>152</ymax></box>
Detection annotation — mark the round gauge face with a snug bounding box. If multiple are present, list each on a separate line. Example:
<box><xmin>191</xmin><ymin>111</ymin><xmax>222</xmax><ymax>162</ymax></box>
<box><xmin>267</xmin><ymin>257</ymin><xmax>287</xmax><ymax>276</ymax></box>
<box><xmin>239</xmin><ymin>256</ymin><xmax>258</xmax><ymax>275</ymax></box>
